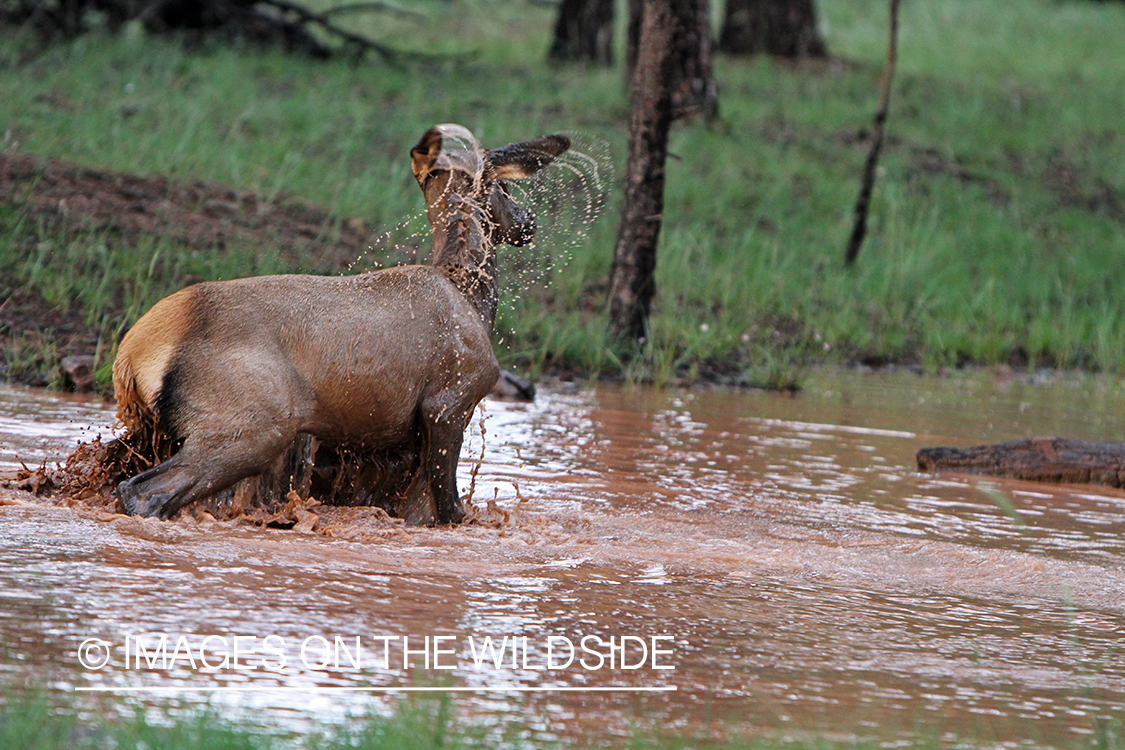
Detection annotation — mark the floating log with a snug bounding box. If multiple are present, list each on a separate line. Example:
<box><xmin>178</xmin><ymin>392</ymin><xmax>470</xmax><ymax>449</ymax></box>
<box><xmin>917</xmin><ymin>437</ymin><xmax>1125</xmax><ymax>488</ymax></box>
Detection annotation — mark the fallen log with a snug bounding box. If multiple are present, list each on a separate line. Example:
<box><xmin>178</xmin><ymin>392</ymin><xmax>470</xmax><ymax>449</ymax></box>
<box><xmin>916</xmin><ymin>437</ymin><xmax>1125</xmax><ymax>488</ymax></box>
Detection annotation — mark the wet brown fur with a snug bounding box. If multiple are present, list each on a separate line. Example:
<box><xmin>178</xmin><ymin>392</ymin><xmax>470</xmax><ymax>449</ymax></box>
<box><xmin>112</xmin><ymin>125</ymin><xmax>570</xmax><ymax>524</ymax></box>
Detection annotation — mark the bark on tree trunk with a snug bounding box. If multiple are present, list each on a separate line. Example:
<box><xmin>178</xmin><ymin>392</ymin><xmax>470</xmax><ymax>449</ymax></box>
<box><xmin>718</xmin><ymin>0</ymin><xmax>826</xmax><ymax>58</ymax></box>
<box><xmin>627</xmin><ymin>0</ymin><xmax>717</xmax><ymax>121</ymax></box>
<box><xmin>608</xmin><ymin>0</ymin><xmax>677</xmax><ymax>343</ymax></box>
<box><xmin>670</xmin><ymin>0</ymin><xmax>718</xmax><ymax>119</ymax></box>
<box><xmin>548</xmin><ymin>0</ymin><xmax>615</xmax><ymax>65</ymax></box>
<box><xmin>917</xmin><ymin>437</ymin><xmax>1125</xmax><ymax>488</ymax></box>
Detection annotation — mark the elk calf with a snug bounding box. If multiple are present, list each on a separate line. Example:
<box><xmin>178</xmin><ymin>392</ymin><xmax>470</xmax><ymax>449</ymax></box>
<box><xmin>113</xmin><ymin>124</ymin><xmax>569</xmax><ymax>523</ymax></box>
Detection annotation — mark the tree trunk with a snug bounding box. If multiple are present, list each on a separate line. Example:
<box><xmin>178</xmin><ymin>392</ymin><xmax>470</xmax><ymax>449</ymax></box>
<box><xmin>627</xmin><ymin>0</ymin><xmax>717</xmax><ymax>121</ymax></box>
<box><xmin>917</xmin><ymin>438</ymin><xmax>1125</xmax><ymax>488</ymax></box>
<box><xmin>669</xmin><ymin>0</ymin><xmax>718</xmax><ymax>119</ymax></box>
<box><xmin>548</xmin><ymin>0</ymin><xmax>615</xmax><ymax>65</ymax></box>
<box><xmin>608</xmin><ymin>0</ymin><xmax>677</xmax><ymax>343</ymax></box>
<box><xmin>719</xmin><ymin>0</ymin><xmax>826</xmax><ymax>58</ymax></box>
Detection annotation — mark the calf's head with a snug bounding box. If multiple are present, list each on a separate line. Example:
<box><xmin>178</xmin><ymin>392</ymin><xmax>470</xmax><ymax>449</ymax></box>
<box><xmin>410</xmin><ymin>124</ymin><xmax>571</xmax><ymax>254</ymax></box>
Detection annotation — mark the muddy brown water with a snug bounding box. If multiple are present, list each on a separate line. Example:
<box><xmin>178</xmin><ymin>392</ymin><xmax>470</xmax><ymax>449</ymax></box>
<box><xmin>2</xmin><ymin>370</ymin><xmax>1125</xmax><ymax>745</ymax></box>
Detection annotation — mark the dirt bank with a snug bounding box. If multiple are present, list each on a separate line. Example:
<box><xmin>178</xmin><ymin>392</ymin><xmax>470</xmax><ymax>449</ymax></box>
<box><xmin>1</xmin><ymin>152</ymin><xmax>380</xmax><ymax>389</ymax></box>
<box><xmin>0</xmin><ymin>152</ymin><xmax>374</xmax><ymax>262</ymax></box>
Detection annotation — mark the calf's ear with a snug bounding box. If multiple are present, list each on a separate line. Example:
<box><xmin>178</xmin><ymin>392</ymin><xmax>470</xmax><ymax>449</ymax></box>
<box><xmin>488</xmin><ymin>134</ymin><xmax>571</xmax><ymax>180</ymax></box>
<box><xmin>410</xmin><ymin>127</ymin><xmax>444</xmax><ymax>186</ymax></box>
<box><xmin>411</xmin><ymin>124</ymin><xmax>483</xmax><ymax>185</ymax></box>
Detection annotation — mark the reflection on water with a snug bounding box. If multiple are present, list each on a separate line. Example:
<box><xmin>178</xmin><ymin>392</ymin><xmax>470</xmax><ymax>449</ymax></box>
<box><xmin>2</xmin><ymin>369</ymin><xmax>1125</xmax><ymax>745</ymax></box>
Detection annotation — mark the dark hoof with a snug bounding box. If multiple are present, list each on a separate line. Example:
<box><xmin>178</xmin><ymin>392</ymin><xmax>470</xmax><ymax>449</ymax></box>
<box><xmin>117</xmin><ymin>480</ymin><xmax>163</xmax><ymax>517</ymax></box>
<box><xmin>402</xmin><ymin>501</ymin><xmax>436</xmax><ymax>527</ymax></box>
<box><xmin>439</xmin><ymin>502</ymin><xmax>466</xmax><ymax>526</ymax></box>
<box><xmin>117</xmin><ymin>481</ymin><xmax>139</xmax><ymax>515</ymax></box>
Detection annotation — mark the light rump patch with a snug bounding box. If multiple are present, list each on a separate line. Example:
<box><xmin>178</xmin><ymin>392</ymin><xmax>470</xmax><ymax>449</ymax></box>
<box><xmin>113</xmin><ymin>286</ymin><xmax>198</xmax><ymax>431</ymax></box>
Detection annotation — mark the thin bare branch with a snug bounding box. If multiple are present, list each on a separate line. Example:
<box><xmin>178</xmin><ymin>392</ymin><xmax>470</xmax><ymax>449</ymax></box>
<box><xmin>321</xmin><ymin>1</ymin><xmax>426</xmax><ymax>21</ymax></box>
<box><xmin>260</xmin><ymin>0</ymin><xmax>455</xmax><ymax>64</ymax></box>
<box><xmin>844</xmin><ymin>0</ymin><xmax>899</xmax><ymax>268</ymax></box>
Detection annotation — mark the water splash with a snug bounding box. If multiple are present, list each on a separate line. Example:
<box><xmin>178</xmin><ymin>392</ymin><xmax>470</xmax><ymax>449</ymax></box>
<box><xmin>345</xmin><ymin>210</ymin><xmax>430</xmax><ymax>274</ymax></box>
<box><xmin>342</xmin><ymin>133</ymin><xmax>614</xmax><ymax>293</ymax></box>
<box><xmin>498</xmin><ymin>133</ymin><xmax>614</xmax><ymax>304</ymax></box>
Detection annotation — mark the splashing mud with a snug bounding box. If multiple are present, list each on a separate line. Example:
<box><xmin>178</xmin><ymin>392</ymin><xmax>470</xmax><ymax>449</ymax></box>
<box><xmin>2</xmin><ymin>369</ymin><xmax>1125</xmax><ymax>745</ymax></box>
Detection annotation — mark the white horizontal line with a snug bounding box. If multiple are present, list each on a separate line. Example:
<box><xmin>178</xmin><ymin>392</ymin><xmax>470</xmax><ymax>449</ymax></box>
<box><xmin>74</xmin><ymin>685</ymin><xmax>676</xmax><ymax>694</ymax></box>
<box><xmin>752</xmin><ymin>417</ymin><xmax>915</xmax><ymax>439</ymax></box>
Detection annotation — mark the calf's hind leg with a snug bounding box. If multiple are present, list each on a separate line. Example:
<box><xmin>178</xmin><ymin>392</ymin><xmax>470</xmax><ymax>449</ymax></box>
<box><xmin>118</xmin><ymin>430</ymin><xmax>292</xmax><ymax>519</ymax></box>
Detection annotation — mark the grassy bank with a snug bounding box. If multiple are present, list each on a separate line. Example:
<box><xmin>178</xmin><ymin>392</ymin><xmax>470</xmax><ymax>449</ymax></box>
<box><xmin>5</xmin><ymin>691</ymin><xmax>1120</xmax><ymax>750</ymax></box>
<box><xmin>1</xmin><ymin>0</ymin><xmax>1123</xmax><ymax>389</ymax></box>
<box><xmin>3</xmin><ymin>692</ymin><xmax>499</xmax><ymax>750</ymax></box>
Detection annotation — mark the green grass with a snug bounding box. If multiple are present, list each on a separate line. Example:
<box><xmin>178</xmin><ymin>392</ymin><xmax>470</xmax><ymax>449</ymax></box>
<box><xmin>5</xmin><ymin>691</ymin><xmax>1121</xmax><ymax>750</ymax></box>
<box><xmin>1</xmin><ymin>691</ymin><xmax>498</xmax><ymax>750</ymax></box>
<box><xmin>1</xmin><ymin>0</ymin><xmax>1124</xmax><ymax>388</ymax></box>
